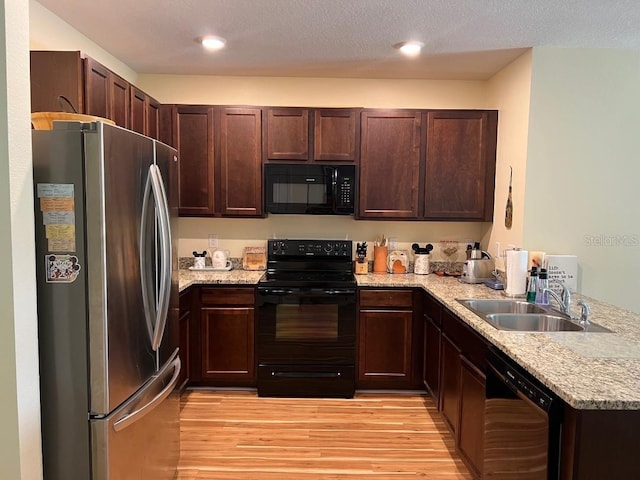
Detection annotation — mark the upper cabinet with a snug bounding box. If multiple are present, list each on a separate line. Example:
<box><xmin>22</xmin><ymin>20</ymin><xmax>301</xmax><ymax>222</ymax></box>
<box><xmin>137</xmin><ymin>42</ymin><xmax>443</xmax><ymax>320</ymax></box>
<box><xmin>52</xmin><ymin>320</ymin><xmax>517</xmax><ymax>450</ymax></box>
<box><xmin>219</xmin><ymin>107</ymin><xmax>263</xmax><ymax>217</ymax></box>
<box><xmin>359</xmin><ymin>110</ymin><xmax>422</xmax><ymax>219</ymax></box>
<box><xmin>130</xmin><ymin>86</ymin><xmax>161</xmax><ymax>140</ymax></box>
<box><xmin>163</xmin><ymin>105</ymin><xmax>264</xmax><ymax>218</ymax></box>
<box><xmin>424</xmin><ymin>111</ymin><xmax>497</xmax><ymax>221</ymax></box>
<box><xmin>358</xmin><ymin>108</ymin><xmax>497</xmax><ymax>221</ymax></box>
<box><xmin>84</xmin><ymin>56</ymin><xmax>130</xmax><ymax>128</ymax></box>
<box><xmin>263</xmin><ymin>107</ymin><xmax>360</xmax><ymax>163</ymax></box>
<box><xmin>313</xmin><ymin>109</ymin><xmax>360</xmax><ymax>162</ymax></box>
<box><xmin>30</xmin><ymin>50</ymin><xmax>160</xmax><ymax>139</ymax></box>
<box><xmin>170</xmin><ymin>105</ymin><xmax>216</xmax><ymax>216</ymax></box>
<box><xmin>264</xmin><ymin>108</ymin><xmax>309</xmax><ymax>161</ymax></box>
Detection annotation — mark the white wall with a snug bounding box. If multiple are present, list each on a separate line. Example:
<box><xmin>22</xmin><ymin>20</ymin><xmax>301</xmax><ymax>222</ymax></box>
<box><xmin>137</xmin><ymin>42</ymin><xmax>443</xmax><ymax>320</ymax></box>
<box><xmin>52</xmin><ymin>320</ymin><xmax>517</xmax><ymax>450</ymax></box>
<box><xmin>524</xmin><ymin>47</ymin><xmax>640</xmax><ymax>312</ymax></box>
<box><xmin>484</xmin><ymin>50</ymin><xmax>532</xmax><ymax>264</ymax></box>
<box><xmin>1</xmin><ymin>0</ymin><xmax>43</xmax><ymax>478</ymax></box>
<box><xmin>29</xmin><ymin>0</ymin><xmax>137</xmax><ymax>84</ymax></box>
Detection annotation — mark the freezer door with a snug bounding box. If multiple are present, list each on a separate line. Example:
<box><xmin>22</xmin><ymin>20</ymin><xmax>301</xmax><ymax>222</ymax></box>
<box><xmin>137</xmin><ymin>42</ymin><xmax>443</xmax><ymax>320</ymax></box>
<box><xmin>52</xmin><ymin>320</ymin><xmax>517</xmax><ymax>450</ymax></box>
<box><xmin>84</xmin><ymin>123</ymin><xmax>158</xmax><ymax>414</ymax></box>
<box><xmin>91</xmin><ymin>351</ymin><xmax>181</xmax><ymax>480</ymax></box>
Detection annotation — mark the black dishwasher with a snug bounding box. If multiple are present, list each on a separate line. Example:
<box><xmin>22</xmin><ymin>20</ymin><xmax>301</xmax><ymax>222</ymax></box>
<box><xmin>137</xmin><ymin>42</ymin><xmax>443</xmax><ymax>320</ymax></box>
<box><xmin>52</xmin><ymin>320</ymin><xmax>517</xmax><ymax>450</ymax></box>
<box><xmin>484</xmin><ymin>347</ymin><xmax>563</xmax><ymax>480</ymax></box>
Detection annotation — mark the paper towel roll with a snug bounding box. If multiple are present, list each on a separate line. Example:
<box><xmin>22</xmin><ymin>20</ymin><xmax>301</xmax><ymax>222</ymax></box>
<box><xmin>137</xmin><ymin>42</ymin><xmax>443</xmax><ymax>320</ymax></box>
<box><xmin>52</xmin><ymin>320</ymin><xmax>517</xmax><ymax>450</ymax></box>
<box><xmin>505</xmin><ymin>249</ymin><xmax>528</xmax><ymax>296</ymax></box>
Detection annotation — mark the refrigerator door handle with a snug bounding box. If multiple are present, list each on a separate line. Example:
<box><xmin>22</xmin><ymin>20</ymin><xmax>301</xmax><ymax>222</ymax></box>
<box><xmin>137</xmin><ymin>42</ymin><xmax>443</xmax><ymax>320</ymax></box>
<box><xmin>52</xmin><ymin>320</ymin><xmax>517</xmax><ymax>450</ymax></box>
<box><xmin>149</xmin><ymin>164</ymin><xmax>172</xmax><ymax>351</ymax></box>
<box><xmin>139</xmin><ymin>168</ymin><xmax>156</xmax><ymax>343</ymax></box>
<box><xmin>113</xmin><ymin>352</ymin><xmax>181</xmax><ymax>432</ymax></box>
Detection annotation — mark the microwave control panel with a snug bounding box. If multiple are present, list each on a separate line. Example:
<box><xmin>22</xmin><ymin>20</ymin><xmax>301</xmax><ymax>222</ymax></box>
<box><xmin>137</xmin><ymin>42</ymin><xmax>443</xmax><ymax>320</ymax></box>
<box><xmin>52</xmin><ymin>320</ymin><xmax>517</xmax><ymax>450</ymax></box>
<box><xmin>336</xmin><ymin>171</ymin><xmax>355</xmax><ymax>209</ymax></box>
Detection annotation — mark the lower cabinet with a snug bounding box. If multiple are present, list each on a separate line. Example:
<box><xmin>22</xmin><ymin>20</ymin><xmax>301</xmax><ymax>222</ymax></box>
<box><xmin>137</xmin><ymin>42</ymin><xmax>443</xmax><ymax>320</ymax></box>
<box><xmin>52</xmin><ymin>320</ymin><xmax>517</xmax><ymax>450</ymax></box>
<box><xmin>178</xmin><ymin>288</ymin><xmax>192</xmax><ymax>391</ymax></box>
<box><xmin>357</xmin><ymin>289</ymin><xmax>422</xmax><ymax>389</ymax></box>
<box><xmin>437</xmin><ymin>308</ymin><xmax>488</xmax><ymax>479</ymax></box>
<box><xmin>422</xmin><ymin>292</ymin><xmax>442</xmax><ymax>401</ymax></box>
<box><xmin>199</xmin><ymin>287</ymin><xmax>256</xmax><ymax>386</ymax></box>
<box><xmin>440</xmin><ymin>333</ymin><xmax>461</xmax><ymax>433</ymax></box>
<box><xmin>458</xmin><ymin>356</ymin><xmax>486</xmax><ymax>479</ymax></box>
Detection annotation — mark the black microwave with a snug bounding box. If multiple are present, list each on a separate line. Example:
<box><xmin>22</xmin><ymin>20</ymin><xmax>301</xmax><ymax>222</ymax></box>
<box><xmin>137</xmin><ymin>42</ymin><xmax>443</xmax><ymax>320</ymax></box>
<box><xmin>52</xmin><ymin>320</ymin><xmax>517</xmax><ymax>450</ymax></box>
<box><xmin>264</xmin><ymin>164</ymin><xmax>356</xmax><ymax>215</ymax></box>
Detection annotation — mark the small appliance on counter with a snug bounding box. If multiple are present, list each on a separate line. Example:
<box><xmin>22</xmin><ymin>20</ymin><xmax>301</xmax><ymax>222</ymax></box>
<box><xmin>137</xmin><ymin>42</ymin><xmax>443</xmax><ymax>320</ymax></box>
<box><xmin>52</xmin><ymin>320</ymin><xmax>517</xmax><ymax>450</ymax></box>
<box><xmin>412</xmin><ymin>243</ymin><xmax>433</xmax><ymax>275</ymax></box>
<box><xmin>461</xmin><ymin>258</ymin><xmax>495</xmax><ymax>283</ymax></box>
<box><xmin>387</xmin><ymin>250</ymin><xmax>409</xmax><ymax>274</ymax></box>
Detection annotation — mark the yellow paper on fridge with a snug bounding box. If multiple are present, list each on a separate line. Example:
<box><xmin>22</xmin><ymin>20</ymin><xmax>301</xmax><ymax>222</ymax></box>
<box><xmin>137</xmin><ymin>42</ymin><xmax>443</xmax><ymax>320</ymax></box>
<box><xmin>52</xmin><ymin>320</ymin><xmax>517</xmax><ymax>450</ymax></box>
<box><xmin>45</xmin><ymin>224</ymin><xmax>75</xmax><ymax>239</ymax></box>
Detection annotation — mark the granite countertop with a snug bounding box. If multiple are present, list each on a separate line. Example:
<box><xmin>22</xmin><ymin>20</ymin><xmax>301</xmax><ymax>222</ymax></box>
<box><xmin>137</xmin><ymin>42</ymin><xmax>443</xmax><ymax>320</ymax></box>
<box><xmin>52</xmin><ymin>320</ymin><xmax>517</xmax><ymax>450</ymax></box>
<box><xmin>179</xmin><ymin>268</ymin><xmax>265</xmax><ymax>291</ymax></box>
<box><xmin>178</xmin><ymin>268</ymin><xmax>640</xmax><ymax>410</ymax></box>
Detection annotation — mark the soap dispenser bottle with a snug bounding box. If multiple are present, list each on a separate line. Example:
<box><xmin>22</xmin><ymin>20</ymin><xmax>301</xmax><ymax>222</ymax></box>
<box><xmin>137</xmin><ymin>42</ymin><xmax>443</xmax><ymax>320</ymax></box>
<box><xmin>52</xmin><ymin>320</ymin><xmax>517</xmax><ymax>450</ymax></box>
<box><xmin>535</xmin><ymin>268</ymin><xmax>549</xmax><ymax>305</ymax></box>
<box><xmin>526</xmin><ymin>266</ymin><xmax>538</xmax><ymax>303</ymax></box>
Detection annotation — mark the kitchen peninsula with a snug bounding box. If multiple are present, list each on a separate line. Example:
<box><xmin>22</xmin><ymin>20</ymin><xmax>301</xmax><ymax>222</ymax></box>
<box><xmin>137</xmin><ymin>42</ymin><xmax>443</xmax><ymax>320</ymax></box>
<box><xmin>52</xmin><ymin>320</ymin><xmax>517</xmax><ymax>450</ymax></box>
<box><xmin>179</xmin><ymin>268</ymin><xmax>640</xmax><ymax>479</ymax></box>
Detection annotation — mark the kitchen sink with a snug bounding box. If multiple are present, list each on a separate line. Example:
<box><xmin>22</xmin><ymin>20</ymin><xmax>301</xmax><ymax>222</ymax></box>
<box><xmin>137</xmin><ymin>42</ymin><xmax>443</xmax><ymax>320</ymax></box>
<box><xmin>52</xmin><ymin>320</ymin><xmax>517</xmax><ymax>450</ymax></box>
<box><xmin>457</xmin><ymin>298</ymin><xmax>557</xmax><ymax>316</ymax></box>
<box><xmin>456</xmin><ymin>298</ymin><xmax>613</xmax><ymax>333</ymax></box>
<box><xmin>484</xmin><ymin>313</ymin><xmax>584</xmax><ymax>332</ymax></box>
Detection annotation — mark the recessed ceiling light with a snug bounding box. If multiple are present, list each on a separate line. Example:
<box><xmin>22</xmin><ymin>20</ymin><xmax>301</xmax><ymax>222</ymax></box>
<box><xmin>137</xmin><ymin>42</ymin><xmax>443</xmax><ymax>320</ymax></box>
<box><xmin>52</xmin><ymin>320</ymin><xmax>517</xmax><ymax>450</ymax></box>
<box><xmin>396</xmin><ymin>41</ymin><xmax>424</xmax><ymax>57</ymax></box>
<box><xmin>200</xmin><ymin>36</ymin><xmax>226</xmax><ymax>50</ymax></box>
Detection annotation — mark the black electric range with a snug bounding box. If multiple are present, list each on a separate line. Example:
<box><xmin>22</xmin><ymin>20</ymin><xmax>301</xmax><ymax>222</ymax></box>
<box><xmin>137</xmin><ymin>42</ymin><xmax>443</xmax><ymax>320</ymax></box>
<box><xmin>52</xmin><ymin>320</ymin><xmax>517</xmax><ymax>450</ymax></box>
<box><xmin>256</xmin><ymin>239</ymin><xmax>356</xmax><ymax>398</ymax></box>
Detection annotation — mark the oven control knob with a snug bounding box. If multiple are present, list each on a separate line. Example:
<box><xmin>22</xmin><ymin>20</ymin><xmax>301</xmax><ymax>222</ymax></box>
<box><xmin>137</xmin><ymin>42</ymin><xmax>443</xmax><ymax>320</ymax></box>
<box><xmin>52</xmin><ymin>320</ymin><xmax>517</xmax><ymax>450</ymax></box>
<box><xmin>324</xmin><ymin>243</ymin><xmax>333</xmax><ymax>253</ymax></box>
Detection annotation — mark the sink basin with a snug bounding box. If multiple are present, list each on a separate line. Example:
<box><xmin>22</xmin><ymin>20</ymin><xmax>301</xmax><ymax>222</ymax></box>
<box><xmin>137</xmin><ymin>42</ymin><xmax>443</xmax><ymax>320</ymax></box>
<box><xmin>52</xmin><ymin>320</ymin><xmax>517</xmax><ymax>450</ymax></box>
<box><xmin>457</xmin><ymin>298</ymin><xmax>555</xmax><ymax>316</ymax></box>
<box><xmin>484</xmin><ymin>313</ymin><xmax>584</xmax><ymax>332</ymax></box>
<box><xmin>456</xmin><ymin>298</ymin><xmax>613</xmax><ymax>333</ymax></box>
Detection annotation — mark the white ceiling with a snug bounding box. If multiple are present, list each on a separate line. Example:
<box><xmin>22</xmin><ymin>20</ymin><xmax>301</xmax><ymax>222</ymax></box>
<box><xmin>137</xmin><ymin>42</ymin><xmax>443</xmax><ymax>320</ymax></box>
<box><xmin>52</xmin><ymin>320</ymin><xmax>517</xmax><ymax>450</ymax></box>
<box><xmin>37</xmin><ymin>0</ymin><xmax>640</xmax><ymax>80</ymax></box>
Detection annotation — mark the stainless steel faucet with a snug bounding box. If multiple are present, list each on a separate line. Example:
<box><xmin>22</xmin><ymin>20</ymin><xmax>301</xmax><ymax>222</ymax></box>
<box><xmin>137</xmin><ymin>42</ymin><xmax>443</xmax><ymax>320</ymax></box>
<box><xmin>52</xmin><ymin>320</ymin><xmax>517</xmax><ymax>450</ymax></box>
<box><xmin>576</xmin><ymin>299</ymin><xmax>591</xmax><ymax>327</ymax></box>
<box><xmin>542</xmin><ymin>284</ymin><xmax>572</xmax><ymax>315</ymax></box>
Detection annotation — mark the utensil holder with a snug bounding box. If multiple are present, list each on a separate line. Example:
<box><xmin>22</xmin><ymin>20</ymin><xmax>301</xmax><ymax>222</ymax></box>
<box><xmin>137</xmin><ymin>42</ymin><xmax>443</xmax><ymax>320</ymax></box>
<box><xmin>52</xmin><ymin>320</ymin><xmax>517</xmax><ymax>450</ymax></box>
<box><xmin>373</xmin><ymin>246</ymin><xmax>388</xmax><ymax>273</ymax></box>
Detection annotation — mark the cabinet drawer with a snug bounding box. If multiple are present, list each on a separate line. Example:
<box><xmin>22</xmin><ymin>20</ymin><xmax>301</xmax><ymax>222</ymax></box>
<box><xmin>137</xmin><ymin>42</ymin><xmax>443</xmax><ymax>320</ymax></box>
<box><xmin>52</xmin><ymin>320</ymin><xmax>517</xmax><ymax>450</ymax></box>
<box><xmin>179</xmin><ymin>288</ymin><xmax>192</xmax><ymax>311</ymax></box>
<box><xmin>201</xmin><ymin>287</ymin><xmax>255</xmax><ymax>306</ymax></box>
<box><xmin>359</xmin><ymin>289</ymin><xmax>413</xmax><ymax>308</ymax></box>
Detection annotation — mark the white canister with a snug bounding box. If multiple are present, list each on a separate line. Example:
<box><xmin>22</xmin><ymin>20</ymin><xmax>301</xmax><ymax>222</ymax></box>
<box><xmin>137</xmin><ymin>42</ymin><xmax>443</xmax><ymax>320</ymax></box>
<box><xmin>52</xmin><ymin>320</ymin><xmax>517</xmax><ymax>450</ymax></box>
<box><xmin>414</xmin><ymin>253</ymin><xmax>430</xmax><ymax>275</ymax></box>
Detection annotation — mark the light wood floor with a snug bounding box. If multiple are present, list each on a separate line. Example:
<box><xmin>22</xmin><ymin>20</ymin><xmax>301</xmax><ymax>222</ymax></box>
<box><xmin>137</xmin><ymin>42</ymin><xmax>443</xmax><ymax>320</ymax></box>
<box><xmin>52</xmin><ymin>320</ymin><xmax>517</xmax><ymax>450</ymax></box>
<box><xmin>177</xmin><ymin>390</ymin><xmax>472</xmax><ymax>479</ymax></box>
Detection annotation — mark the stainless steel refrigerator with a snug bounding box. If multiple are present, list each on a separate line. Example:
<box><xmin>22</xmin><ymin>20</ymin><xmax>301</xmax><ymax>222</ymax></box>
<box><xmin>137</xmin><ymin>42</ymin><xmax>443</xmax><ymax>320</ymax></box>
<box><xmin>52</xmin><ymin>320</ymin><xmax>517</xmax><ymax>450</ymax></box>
<box><xmin>32</xmin><ymin>121</ymin><xmax>181</xmax><ymax>480</ymax></box>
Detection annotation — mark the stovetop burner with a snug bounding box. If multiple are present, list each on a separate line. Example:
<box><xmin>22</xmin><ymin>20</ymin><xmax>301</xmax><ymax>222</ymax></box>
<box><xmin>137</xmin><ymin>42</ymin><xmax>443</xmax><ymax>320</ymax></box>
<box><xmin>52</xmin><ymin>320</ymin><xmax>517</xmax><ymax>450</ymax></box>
<box><xmin>258</xmin><ymin>239</ymin><xmax>355</xmax><ymax>289</ymax></box>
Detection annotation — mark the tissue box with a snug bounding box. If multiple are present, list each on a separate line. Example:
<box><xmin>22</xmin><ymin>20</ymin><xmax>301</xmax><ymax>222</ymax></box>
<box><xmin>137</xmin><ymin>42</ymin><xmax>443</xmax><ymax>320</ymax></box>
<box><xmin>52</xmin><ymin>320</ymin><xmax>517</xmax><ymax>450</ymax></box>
<box><xmin>545</xmin><ymin>255</ymin><xmax>577</xmax><ymax>293</ymax></box>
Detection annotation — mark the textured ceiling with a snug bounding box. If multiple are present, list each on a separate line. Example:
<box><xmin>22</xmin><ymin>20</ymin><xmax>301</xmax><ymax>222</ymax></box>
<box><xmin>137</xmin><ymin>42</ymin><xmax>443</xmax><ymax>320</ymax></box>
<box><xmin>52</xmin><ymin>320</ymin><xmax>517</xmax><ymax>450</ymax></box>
<box><xmin>36</xmin><ymin>0</ymin><xmax>640</xmax><ymax>80</ymax></box>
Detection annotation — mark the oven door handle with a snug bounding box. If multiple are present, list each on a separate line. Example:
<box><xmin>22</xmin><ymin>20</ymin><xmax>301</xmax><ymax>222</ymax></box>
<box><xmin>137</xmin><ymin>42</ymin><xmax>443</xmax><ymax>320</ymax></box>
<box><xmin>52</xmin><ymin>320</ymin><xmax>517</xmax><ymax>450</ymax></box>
<box><xmin>258</xmin><ymin>288</ymin><xmax>296</xmax><ymax>295</ymax></box>
<box><xmin>322</xmin><ymin>288</ymin><xmax>356</xmax><ymax>295</ymax></box>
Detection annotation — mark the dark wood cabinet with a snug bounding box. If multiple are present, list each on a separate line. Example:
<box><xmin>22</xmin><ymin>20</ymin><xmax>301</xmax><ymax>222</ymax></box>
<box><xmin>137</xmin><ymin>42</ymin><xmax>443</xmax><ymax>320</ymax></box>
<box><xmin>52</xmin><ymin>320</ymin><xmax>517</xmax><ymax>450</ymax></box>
<box><xmin>199</xmin><ymin>287</ymin><xmax>255</xmax><ymax>386</ymax></box>
<box><xmin>219</xmin><ymin>107</ymin><xmax>263</xmax><ymax>216</ymax></box>
<box><xmin>178</xmin><ymin>288</ymin><xmax>192</xmax><ymax>391</ymax></box>
<box><xmin>84</xmin><ymin>56</ymin><xmax>130</xmax><ymax>128</ymax></box>
<box><xmin>172</xmin><ymin>105</ymin><xmax>215</xmax><ymax>216</ymax></box>
<box><xmin>147</xmin><ymin>97</ymin><xmax>160</xmax><ymax>140</ymax></box>
<box><xmin>110</xmin><ymin>72</ymin><xmax>130</xmax><ymax>128</ymax></box>
<box><xmin>130</xmin><ymin>86</ymin><xmax>161</xmax><ymax>140</ymax></box>
<box><xmin>422</xmin><ymin>292</ymin><xmax>442</xmax><ymax>401</ymax></box>
<box><xmin>440</xmin><ymin>332</ymin><xmax>462</xmax><ymax>433</ymax></box>
<box><xmin>30</xmin><ymin>51</ymin><xmax>146</xmax><ymax>131</ymax></box>
<box><xmin>358</xmin><ymin>110</ymin><xmax>422</xmax><ymax>218</ymax></box>
<box><xmin>165</xmin><ymin>105</ymin><xmax>264</xmax><ymax>217</ymax></box>
<box><xmin>458</xmin><ymin>356</ymin><xmax>485</xmax><ymax>478</ymax></box>
<box><xmin>357</xmin><ymin>289</ymin><xmax>417</xmax><ymax>389</ymax></box>
<box><xmin>424</xmin><ymin>110</ymin><xmax>497</xmax><ymax>220</ymax></box>
<box><xmin>264</xmin><ymin>108</ymin><xmax>309</xmax><ymax>161</ymax></box>
<box><xmin>438</xmin><ymin>307</ymin><xmax>488</xmax><ymax>478</ymax></box>
<box><xmin>313</xmin><ymin>109</ymin><xmax>359</xmax><ymax>162</ymax></box>
<box><xmin>84</xmin><ymin>56</ymin><xmax>110</xmax><ymax>120</ymax></box>
<box><xmin>130</xmin><ymin>86</ymin><xmax>147</xmax><ymax>135</ymax></box>
<box><xmin>30</xmin><ymin>50</ymin><xmax>84</xmax><ymax>114</ymax></box>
